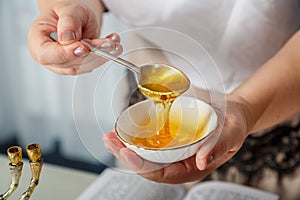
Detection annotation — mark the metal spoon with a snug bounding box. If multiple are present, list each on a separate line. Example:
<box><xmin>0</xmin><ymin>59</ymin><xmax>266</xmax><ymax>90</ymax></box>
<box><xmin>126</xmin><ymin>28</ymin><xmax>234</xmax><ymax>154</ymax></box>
<box><xmin>49</xmin><ymin>32</ymin><xmax>190</xmax><ymax>96</ymax></box>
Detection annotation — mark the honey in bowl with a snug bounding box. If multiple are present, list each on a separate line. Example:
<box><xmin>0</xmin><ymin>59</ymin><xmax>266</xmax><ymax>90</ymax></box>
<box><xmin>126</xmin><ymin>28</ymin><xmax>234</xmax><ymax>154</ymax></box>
<box><xmin>116</xmin><ymin>96</ymin><xmax>216</xmax><ymax>150</ymax></box>
<box><xmin>131</xmin><ymin>104</ymin><xmax>211</xmax><ymax>149</ymax></box>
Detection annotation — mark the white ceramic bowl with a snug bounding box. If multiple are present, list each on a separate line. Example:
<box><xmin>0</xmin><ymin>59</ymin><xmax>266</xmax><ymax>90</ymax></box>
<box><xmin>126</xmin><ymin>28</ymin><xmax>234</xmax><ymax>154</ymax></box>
<box><xmin>115</xmin><ymin>96</ymin><xmax>218</xmax><ymax>163</ymax></box>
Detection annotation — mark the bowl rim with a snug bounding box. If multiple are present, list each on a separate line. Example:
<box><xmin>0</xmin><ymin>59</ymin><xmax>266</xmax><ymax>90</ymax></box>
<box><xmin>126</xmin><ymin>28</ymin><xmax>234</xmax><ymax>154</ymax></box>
<box><xmin>115</xmin><ymin>96</ymin><xmax>218</xmax><ymax>151</ymax></box>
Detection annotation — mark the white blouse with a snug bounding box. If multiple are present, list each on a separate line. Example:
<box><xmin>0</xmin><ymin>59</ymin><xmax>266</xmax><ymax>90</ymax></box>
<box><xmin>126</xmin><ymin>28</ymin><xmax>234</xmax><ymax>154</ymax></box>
<box><xmin>103</xmin><ymin>0</ymin><xmax>300</xmax><ymax>92</ymax></box>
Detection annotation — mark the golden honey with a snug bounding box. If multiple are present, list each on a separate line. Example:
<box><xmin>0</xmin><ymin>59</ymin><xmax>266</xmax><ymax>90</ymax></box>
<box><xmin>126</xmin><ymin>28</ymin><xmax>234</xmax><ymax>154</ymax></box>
<box><xmin>132</xmin><ymin>112</ymin><xmax>209</xmax><ymax>148</ymax></box>
<box><xmin>137</xmin><ymin>83</ymin><xmax>177</xmax><ymax>148</ymax></box>
<box><xmin>130</xmin><ymin>65</ymin><xmax>198</xmax><ymax>149</ymax></box>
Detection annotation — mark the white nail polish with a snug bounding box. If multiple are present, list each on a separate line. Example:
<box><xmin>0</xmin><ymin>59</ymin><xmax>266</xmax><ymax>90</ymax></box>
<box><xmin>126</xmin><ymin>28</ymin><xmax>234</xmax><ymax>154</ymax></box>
<box><xmin>111</xmin><ymin>34</ymin><xmax>119</xmax><ymax>42</ymax></box>
<box><xmin>100</xmin><ymin>41</ymin><xmax>112</xmax><ymax>50</ymax></box>
<box><xmin>110</xmin><ymin>46</ymin><xmax>120</xmax><ymax>55</ymax></box>
<box><xmin>74</xmin><ymin>47</ymin><xmax>86</xmax><ymax>57</ymax></box>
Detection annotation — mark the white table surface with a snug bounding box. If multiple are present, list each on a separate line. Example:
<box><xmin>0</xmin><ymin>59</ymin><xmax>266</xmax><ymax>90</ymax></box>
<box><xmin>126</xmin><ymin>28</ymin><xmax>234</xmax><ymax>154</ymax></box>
<box><xmin>0</xmin><ymin>155</ymin><xmax>98</xmax><ymax>200</ymax></box>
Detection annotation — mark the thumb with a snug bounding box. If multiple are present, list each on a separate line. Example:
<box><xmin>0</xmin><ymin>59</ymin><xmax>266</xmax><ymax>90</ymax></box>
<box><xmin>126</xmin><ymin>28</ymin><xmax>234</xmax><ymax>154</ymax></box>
<box><xmin>195</xmin><ymin>112</ymin><xmax>247</xmax><ymax>171</ymax></box>
<box><xmin>195</xmin><ymin>109</ymin><xmax>224</xmax><ymax>170</ymax></box>
<box><xmin>55</xmin><ymin>6</ymin><xmax>86</xmax><ymax>44</ymax></box>
<box><xmin>195</xmin><ymin>128</ymin><xmax>222</xmax><ymax>171</ymax></box>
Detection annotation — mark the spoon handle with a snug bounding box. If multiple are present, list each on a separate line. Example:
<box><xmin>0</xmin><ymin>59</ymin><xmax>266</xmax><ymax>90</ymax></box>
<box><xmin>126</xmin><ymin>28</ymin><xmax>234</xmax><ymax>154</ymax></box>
<box><xmin>49</xmin><ymin>32</ymin><xmax>140</xmax><ymax>74</ymax></box>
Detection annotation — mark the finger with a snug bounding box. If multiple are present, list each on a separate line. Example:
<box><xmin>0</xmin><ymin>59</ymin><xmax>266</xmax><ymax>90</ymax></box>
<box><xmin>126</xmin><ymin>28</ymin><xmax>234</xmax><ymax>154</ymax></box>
<box><xmin>103</xmin><ymin>132</ymin><xmax>165</xmax><ymax>173</ymax></box>
<box><xmin>196</xmin><ymin>116</ymin><xmax>246</xmax><ymax>171</ymax></box>
<box><xmin>89</xmin><ymin>38</ymin><xmax>123</xmax><ymax>55</ymax></box>
<box><xmin>29</xmin><ymin>22</ymin><xmax>89</xmax><ymax>66</ymax></box>
<box><xmin>139</xmin><ymin>156</ymin><xmax>198</xmax><ymax>184</ymax></box>
<box><xmin>195</xmin><ymin>108</ymin><xmax>225</xmax><ymax>170</ymax></box>
<box><xmin>196</xmin><ymin>152</ymin><xmax>215</xmax><ymax>171</ymax></box>
<box><xmin>54</xmin><ymin>4</ymin><xmax>87</xmax><ymax>44</ymax></box>
<box><xmin>196</xmin><ymin>129</ymin><xmax>233</xmax><ymax>171</ymax></box>
<box><xmin>103</xmin><ymin>132</ymin><xmax>126</xmax><ymax>159</ymax></box>
<box><xmin>41</xmin><ymin>40</ymin><xmax>89</xmax><ymax>66</ymax></box>
<box><xmin>46</xmin><ymin>66</ymin><xmax>79</xmax><ymax>75</ymax></box>
<box><xmin>119</xmin><ymin>148</ymin><xmax>165</xmax><ymax>173</ymax></box>
<box><xmin>195</xmin><ymin>126</ymin><xmax>223</xmax><ymax>170</ymax></box>
<box><xmin>196</xmin><ymin>108</ymin><xmax>225</xmax><ymax>160</ymax></box>
<box><xmin>110</xmin><ymin>43</ymin><xmax>123</xmax><ymax>56</ymax></box>
<box><xmin>78</xmin><ymin>39</ymin><xmax>123</xmax><ymax>73</ymax></box>
<box><xmin>103</xmin><ymin>133</ymin><xmax>147</xmax><ymax>170</ymax></box>
<box><xmin>88</xmin><ymin>38</ymin><xmax>118</xmax><ymax>52</ymax></box>
<box><xmin>104</xmin><ymin>133</ymin><xmax>215</xmax><ymax>184</ymax></box>
<box><xmin>106</xmin><ymin>33</ymin><xmax>121</xmax><ymax>43</ymax></box>
<box><xmin>31</xmin><ymin>27</ymin><xmax>121</xmax><ymax>72</ymax></box>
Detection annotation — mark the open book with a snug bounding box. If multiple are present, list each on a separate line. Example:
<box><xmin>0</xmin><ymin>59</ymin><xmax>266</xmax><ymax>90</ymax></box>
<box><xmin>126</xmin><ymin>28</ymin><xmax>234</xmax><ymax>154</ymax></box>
<box><xmin>77</xmin><ymin>168</ymin><xmax>279</xmax><ymax>200</ymax></box>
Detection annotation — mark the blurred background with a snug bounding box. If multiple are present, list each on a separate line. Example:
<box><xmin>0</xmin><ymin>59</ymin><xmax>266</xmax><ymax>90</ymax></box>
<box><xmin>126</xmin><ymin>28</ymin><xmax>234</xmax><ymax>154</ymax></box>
<box><xmin>0</xmin><ymin>0</ymin><xmax>128</xmax><ymax>173</ymax></box>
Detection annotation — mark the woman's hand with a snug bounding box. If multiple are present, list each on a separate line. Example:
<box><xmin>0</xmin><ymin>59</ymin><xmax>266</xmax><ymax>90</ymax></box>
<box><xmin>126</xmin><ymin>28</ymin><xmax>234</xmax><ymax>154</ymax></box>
<box><xmin>28</xmin><ymin>0</ymin><xmax>122</xmax><ymax>75</ymax></box>
<box><xmin>103</xmin><ymin>96</ymin><xmax>251</xmax><ymax>184</ymax></box>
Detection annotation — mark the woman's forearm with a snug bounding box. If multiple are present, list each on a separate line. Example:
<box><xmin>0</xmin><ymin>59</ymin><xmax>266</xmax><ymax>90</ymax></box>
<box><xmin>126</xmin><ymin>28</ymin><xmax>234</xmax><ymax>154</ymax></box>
<box><xmin>230</xmin><ymin>30</ymin><xmax>300</xmax><ymax>133</ymax></box>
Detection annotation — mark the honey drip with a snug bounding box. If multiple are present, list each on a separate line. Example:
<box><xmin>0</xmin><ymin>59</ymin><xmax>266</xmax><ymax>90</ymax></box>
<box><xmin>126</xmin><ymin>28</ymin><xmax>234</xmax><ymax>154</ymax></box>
<box><xmin>133</xmin><ymin>82</ymin><xmax>206</xmax><ymax>149</ymax></box>
<box><xmin>134</xmin><ymin>83</ymin><xmax>174</xmax><ymax>148</ymax></box>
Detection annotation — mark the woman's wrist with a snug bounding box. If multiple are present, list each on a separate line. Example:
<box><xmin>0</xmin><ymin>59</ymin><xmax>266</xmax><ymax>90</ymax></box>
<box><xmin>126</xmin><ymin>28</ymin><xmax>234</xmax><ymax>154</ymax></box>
<box><xmin>226</xmin><ymin>93</ymin><xmax>257</xmax><ymax>135</ymax></box>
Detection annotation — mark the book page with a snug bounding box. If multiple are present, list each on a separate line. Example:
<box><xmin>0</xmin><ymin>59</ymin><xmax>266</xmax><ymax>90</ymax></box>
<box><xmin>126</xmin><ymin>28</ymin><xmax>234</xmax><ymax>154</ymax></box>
<box><xmin>183</xmin><ymin>181</ymin><xmax>279</xmax><ymax>200</ymax></box>
<box><xmin>76</xmin><ymin>168</ymin><xmax>185</xmax><ymax>200</ymax></box>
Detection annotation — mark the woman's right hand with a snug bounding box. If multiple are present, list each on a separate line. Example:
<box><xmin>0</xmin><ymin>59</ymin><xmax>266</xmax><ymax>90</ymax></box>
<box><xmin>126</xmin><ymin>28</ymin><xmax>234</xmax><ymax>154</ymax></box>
<box><xmin>28</xmin><ymin>0</ymin><xmax>122</xmax><ymax>75</ymax></box>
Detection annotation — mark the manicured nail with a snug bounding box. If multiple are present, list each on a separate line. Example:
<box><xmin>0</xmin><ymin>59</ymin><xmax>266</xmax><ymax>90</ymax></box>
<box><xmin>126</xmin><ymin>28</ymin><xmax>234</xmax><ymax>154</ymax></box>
<box><xmin>61</xmin><ymin>31</ymin><xmax>76</xmax><ymax>42</ymax></box>
<box><xmin>110</xmin><ymin>45</ymin><xmax>120</xmax><ymax>55</ymax></box>
<box><xmin>100</xmin><ymin>41</ymin><xmax>112</xmax><ymax>50</ymax></box>
<box><xmin>209</xmin><ymin>155</ymin><xmax>214</xmax><ymax>163</ymax></box>
<box><xmin>110</xmin><ymin>34</ymin><xmax>119</xmax><ymax>42</ymax></box>
<box><xmin>74</xmin><ymin>47</ymin><xmax>88</xmax><ymax>57</ymax></box>
<box><xmin>198</xmin><ymin>154</ymin><xmax>213</xmax><ymax>170</ymax></box>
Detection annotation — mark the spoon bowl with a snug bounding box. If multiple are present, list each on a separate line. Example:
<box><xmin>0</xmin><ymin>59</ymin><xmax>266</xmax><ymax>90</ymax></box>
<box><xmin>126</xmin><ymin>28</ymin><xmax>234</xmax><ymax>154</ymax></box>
<box><xmin>138</xmin><ymin>64</ymin><xmax>190</xmax><ymax>101</ymax></box>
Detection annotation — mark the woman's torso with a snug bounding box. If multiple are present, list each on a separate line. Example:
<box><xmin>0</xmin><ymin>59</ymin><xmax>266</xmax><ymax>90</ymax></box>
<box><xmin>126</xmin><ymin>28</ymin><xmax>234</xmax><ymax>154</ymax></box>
<box><xmin>103</xmin><ymin>0</ymin><xmax>300</xmax><ymax>92</ymax></box>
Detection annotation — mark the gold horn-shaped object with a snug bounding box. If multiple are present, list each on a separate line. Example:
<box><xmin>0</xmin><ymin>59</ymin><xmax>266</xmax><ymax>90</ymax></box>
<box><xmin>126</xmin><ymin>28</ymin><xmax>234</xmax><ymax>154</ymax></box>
<box><xmin>20</xmin><ymin>144</ymin><xmax>43</xmax><ymax>200</ymax></box>
<box><xmin>0</xmin><ymin>146</ymin><xmax>24</xmax><ymax>200</ymax></box>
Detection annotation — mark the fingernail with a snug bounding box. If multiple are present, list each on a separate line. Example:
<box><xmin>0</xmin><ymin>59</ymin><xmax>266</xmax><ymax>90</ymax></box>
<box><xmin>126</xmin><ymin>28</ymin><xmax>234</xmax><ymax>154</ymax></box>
<box><xmin>110</xmin><ymin>45</ymin><xmax>120</xmax><ymax>55</ymax></box>
<box><xmin>111</xmin><ymin>34</ymin><xmax>119</xmax><ymax>42</ymax></box>
<box><xmin>61</xmin><ymin>31</ymin><xmax>76</xmax><ymax>42</ymax></box>
<box><xmin>198</xmin><ymin>154</ymin><xmax>213</xmax><ymax>170</ymax></box>
<box><xmin>209</xmin><ymin>155</ymin><xmax>214</xmax><ymax>163</ymax></box>
<box><xmin>100</xmin><ymin>41</ymin><xmax>112</xmax><ymax>50</ymax></box>
<box><xmin>74</xmin><ymin>47</ymin><xmax>88</xmax><ymax>57</ymax></box>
